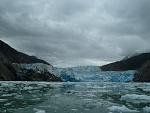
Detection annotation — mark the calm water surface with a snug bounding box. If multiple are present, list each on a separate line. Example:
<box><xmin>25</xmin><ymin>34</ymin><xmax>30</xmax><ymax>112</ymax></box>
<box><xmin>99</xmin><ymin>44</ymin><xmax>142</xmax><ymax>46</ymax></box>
<box><xmin>0</xmin><ymin>81</ymin><xmax>150</xmax><ymax>113</ymax></box>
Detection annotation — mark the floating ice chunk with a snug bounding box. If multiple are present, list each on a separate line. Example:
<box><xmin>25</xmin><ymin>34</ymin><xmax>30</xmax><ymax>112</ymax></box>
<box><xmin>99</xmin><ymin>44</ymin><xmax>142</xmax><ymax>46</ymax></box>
<box><xmin>142</xmin><ymin>88</ymin><xmax>150</xmax><ymax>92</ymax></box>
<box><xmin>23</xmin><ymin>86</ymin><xmax>34</xmax><ymax>90</ymax></box>
<box><xmin>143</xmin><ymin>106</ymin><xmax>150</xmax><ymax>113</ymax></box>
<box><xmin>2</xmin><ymin>93</ymin><xmax>16</xmax><ymax>97</ymax></box>
<box><xmin>71</xmin><ymin>109</ymin><xmax>78</xmax><ymax>111</ymax></box>
<box><xmin>33</xmin><ymin>108</ymin><xmax>46</xmax><ymax>113</ymax></box>
<box><xmin>4</xmin><ymin>102</ymin><xmax>13</xmax><ymax>106</ymax></box>
<box><xmin>0</xmin><ymin>99</ymin><xmax>8</xmax><ymax>102</ymax></box>
<box><xmin>121</xmin><ymin>94</ymin><xmax>150</xmax><ymax>104</ymax></box>
<box><xmin>137</xmin><ymin>86</ymin><xmax>150</xmax><ymax>92</ymax></box>
<box><xmin>108</xmin><ymin>105</ymin><xmax>137</xmax><ymax>113</ymax></box>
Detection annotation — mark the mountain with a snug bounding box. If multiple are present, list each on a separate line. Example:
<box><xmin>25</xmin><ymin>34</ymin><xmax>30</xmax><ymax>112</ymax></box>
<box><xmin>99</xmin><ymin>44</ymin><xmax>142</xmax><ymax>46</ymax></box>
<box><xmin>54</xmin><ymin>66</ymin><xmax>135</xmax><ymax>82</ymax></box>
<box><xmin>0</xmin><ymin>40</ymin><xmax>61</xmax><ymax>81</ymax></box>
<box><xmin>0</xmin><ymin>56</ymin><xmax>17</xmax><ymax>80</ymax></box>
<box><xmin>133</xmin><ymin>61</ymin><xmax>150</xmax><ymax>82</ymax></box>
<box><xmin>101</xmin><ymin>53</ymin><xmax>150</xmax><ymax>71</ymax></box>
<box><xmin>0</xmin><ymin>40</ymin><xmax>49</xmax><ymax>65</ymax></box>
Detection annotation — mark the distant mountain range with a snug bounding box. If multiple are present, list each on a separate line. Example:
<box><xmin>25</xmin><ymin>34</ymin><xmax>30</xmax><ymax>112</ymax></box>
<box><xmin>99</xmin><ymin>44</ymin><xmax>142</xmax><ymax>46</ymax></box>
<box><xmin>0</xmin><ymin>40</ymin><xmax>61</xmax><ymax>81</ymax></box>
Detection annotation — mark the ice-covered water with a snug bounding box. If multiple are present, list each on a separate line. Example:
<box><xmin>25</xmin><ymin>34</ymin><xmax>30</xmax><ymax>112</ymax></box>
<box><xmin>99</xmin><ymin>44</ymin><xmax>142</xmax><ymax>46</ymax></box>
<box><xmin>0</xmin><ymin>81</ymin><xmax>150</xmax><ymax>113</ymax></box>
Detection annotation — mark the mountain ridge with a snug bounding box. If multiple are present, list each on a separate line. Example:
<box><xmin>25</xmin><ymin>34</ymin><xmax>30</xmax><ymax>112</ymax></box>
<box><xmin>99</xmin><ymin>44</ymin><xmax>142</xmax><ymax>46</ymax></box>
<box><xmin>0</xmin><ymin>40</ymin><xmax>50</xmax><ymax>65</ymax></box>
<box><xmin>101</xmin><ymin>52</ymin><xmax>150</xmax><ymax>71</ymax></box>
<box><xmin>0</xmin><ymin>40</ymin><xmax>61</xmax><ymax>81</ymax></box>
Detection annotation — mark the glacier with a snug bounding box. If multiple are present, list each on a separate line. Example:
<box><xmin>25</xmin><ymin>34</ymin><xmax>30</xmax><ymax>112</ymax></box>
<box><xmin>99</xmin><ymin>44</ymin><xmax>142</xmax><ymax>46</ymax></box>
<box><xmin>54</xmin><ymin>66</ymin><xmax>136</xmax><ymax>82</ymax></box>
<box><xmin>12</xmin><ymin>63</ymin><xmax>61</xmax><ymax>81</ymax></box>
<box><xmin>12</xmin><ymin>64</ymin><xmax>135</xmax><ymax>82</ymax></box>
<box><xmin>12</xmin><ymin>63</ymin><xmax>56</xmax><ymax>75</ymax></box>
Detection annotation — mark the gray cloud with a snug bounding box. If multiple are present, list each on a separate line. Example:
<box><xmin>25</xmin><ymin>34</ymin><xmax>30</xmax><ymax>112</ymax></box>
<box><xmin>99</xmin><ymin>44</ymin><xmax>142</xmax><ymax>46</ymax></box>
<box><xmin>1</xmin><ymin>0</ymin><xmax>150</xmax><ymax>67</ymax></box>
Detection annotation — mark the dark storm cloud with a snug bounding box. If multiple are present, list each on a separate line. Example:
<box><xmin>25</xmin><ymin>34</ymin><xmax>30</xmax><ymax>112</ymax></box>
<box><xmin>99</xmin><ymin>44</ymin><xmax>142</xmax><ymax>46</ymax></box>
<box><xmin>1</xmin><ymin>0</ymin><xmax>150</xmax><ymax>67</ymax></box>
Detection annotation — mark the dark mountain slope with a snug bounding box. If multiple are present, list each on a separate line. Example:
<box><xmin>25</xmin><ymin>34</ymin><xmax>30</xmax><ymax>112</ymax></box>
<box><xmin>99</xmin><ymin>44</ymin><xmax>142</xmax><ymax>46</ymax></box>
<box><xmin>0</xmin><ymin>40</ymin><xmax>61</xmax><ymax>81</ymax></box>
<box><xmin>101</xmin><ymin>53</ymin><xmax>150</xmax><ymax>71</ymax></box>
<box><xmin>133</xmin><ymin>61</ymin><xmax>150</xmax><ymax>82</ymax></box>
<box><xmin>0</xmin><ymin>40</ymin><xmax>49</xmax><ymax>65</ymax></box>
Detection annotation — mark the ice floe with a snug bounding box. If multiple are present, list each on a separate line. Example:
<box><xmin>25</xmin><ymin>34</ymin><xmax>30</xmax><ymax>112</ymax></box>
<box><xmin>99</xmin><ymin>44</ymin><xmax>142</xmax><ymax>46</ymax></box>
<box><xmin>121</xmin><ymin>94</ymin><xmax>150</xmax><ymax>104</ymax></box>
<box><xmin>143</xmin><ymin>106</ymin><xmax>150</xmax><ymax>113</ymax></box>
<box><xmin>108</xmin><ymin>105</ymin><xmax>138</xmax><ymax>113</ymax></box>
<box><xmin>33</xmin><ymin>108</ymin><xmax>46</xmax><ymax>113</ymax></box>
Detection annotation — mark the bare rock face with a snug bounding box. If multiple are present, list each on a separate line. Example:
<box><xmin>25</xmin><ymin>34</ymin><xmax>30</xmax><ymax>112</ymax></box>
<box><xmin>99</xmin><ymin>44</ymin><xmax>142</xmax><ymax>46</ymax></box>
<box><xmin>0</xmin><ymin>54</ymin><xmax>17</xmax><ymax>80</ymax></box>
<box><xmin>28</xmin><ymin>72</ymin><xmax>61</xmax><ymax>82</ymax></box>
<box><xmin>133</xmin><ymin>61</ymin><xmax>150</xmax><ymax>82</ymax></box>
<box><xmin>0</xmin><ymin>40</ymin><xmax>61</xmax><ymax>81</ymax></box>
<box><xmin>0</xmin><ymin>61</ymin><xmax>17</xmax><ymax>80</ymax></box>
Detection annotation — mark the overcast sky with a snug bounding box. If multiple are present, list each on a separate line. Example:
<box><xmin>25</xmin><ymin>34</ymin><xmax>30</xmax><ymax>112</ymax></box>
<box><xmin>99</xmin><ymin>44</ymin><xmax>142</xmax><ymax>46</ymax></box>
<box><xmin>1</xmin><ymin>0</ymin><xmax>150</xmax><ymax>67</ymax></box>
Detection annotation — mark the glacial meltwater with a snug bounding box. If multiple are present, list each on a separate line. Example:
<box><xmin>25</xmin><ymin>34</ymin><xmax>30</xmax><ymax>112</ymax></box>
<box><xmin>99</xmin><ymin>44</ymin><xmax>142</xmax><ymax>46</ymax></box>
<box><xmin>0</xmin><ymin>82</ymin><xmax>150</xmax><ymax>113</ymax></box>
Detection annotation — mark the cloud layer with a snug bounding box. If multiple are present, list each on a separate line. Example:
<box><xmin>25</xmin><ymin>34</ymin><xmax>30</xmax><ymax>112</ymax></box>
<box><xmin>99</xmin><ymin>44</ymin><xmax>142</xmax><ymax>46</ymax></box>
<box><xmin>1</xmin><ymin>0</ymin><xmax>150</xmax><ymax>67</ymax></box>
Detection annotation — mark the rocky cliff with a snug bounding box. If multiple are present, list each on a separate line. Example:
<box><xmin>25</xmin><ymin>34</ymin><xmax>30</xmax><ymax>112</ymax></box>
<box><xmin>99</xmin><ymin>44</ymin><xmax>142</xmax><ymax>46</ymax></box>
<box><xmin>0</xmin><ymin>40</ymin><xmax>61</xmax><ymax>81</ymax></box>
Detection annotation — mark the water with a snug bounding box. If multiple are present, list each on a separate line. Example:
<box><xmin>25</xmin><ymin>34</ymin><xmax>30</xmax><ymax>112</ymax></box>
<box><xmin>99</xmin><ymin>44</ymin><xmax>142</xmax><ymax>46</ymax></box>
<box><xmin>0</xmin><ymin>81</ymin><xmax>150</xmax><ymax>113</ymax></box>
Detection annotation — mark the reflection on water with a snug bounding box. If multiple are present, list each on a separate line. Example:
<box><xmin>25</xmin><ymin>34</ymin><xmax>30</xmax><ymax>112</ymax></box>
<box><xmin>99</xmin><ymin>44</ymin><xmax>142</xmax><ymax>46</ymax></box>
<box><xmin>0</xmin><ymin>81</ymin><xmax>150</xmax><ymax>113</ymax></box>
